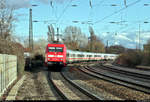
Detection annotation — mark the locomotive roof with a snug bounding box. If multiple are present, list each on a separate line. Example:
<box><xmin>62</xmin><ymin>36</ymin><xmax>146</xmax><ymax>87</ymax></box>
<box><xmin>47</xmin><ymin>43</ymin><xmax>66</xmax><ymax>47</ymax></box>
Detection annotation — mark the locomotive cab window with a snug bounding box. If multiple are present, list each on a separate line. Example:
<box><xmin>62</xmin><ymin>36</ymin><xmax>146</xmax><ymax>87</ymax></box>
<box><xmin>48</xmin><ymin>47</ymin><xmax>55</xmax><ymax>52</ymax></box>
<box><xmin>48</xmin><ymin>47</ymin><xmax>63</xmax><ymax>52</ymax></box>
<box><xmin>56</xmin><ymin>47</ymin><xmax>63</xmax><ymax>52</ymax></box>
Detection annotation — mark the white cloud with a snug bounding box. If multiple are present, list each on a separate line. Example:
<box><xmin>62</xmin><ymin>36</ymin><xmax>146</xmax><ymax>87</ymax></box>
<box><xmin>141</xmin><ymin>33</ymin><xmax>150</xmax><ymax>39</ymax></box>
<box><xmin>120</xmin><ymin>32</ymin><xmax>127</xmax><ymax>36</ymax></box>
<box><xmin>116</xmin><ymin>34</ymin><xmax>133</xmax><ymax>42</ymax></box>
<box><xmin>101</xmin><ymin>32</ymin><xmax>108</xmax><ymax>37</ymax></box>
<box><xmin>127</xmin><ymin>43</ymin><xmax>136</xmax><ymax>48</ymax></box>
<box><xmin>114</xmin><ymin>41</ymin><xmax>119</xmax><ymax>45</ymax></box>
<box><xmin>36</xmin><ymin>0</ymin><xmax>69</xmax><ymax>4</ymax></box>
<box><xmin>6</xmin><ymin>0</ymin><xmax>31</xmax><ymax>9</ymax></box>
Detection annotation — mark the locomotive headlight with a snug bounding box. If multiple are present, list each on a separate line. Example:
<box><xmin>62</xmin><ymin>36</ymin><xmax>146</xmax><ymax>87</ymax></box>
<box><xmin>48</xmin><ymin>58</ymin><xmax>50</xmax><ymax>60</ymax></box>
<box><xmin>57</xmin><ymin>55</ymin><xmax>63</xmax><ymax>57</ymax></box>
<box><xmin>60</xmin><ymin>58</ymin><xmax>63</xmax><ymax>60</ymax></box>
<box><xmin>48</xmin><ymin>55</ymin><xmax>54</xmax><ymax>57</ymax></box>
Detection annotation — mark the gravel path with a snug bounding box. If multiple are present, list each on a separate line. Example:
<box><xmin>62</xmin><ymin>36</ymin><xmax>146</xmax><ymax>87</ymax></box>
<box><xmin>65</xmin><ymin>64</ymin><xmax>150</xmax><ymax>100</ymax></box>
<box><xmin>16</xmin><ymin>68</ymin><xmax>61</xmax><ymax>100</ymax></box>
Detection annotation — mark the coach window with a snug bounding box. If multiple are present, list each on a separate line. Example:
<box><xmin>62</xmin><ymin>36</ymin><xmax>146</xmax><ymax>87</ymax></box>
<box><xmin>67</xmin><ymin>53</ymin><xmax>69</xmax><ymax>57</ymax></box>
<box><xmin>89</xmin><ymin>55</ymin><xmax>92</xmax><ymax>57</ymax></box>
<box><xmin>73</xmin><ymin>54</ymin><xmax>75</xmax><ymax>57</ymax></box>
<box><xmin>48</xmin><ymin>47</ymin><xmax>55</xmax><ymax>52</ymax></box>
<box><xmin>70</xmin><ymin>54</ymin><xmax>72</xmax><ymax>57</ymax></box>
<box><xmin>81</xmin><ymin>54</ymin><xmax>84</xmax><ymax>57</ymax></box>
<box><xmin>78</xmin><ymin>54</ymin><xmax>81</xmax><ymax>57</ymax></box>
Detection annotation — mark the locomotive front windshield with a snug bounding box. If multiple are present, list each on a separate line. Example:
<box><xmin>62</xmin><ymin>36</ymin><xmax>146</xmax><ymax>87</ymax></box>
<box><xmin>48</xmin><ymin>47</ymin><xmax>63</xmax><ymax>52</ymax></box>
<box><xmin>48</xmin><ymin>47</ymin><xmax>55</xmax><ymax>52</ymax></box>
<box><xmin>56</xmin><ymin>47</ymin><xmax>63</xmax><ymax>52</ymax></box>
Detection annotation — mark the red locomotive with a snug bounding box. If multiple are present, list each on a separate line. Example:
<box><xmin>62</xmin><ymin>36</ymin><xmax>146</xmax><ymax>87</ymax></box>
<box><xmin>45</xmin><ymin>44</ymin><xmax>118</xmax><ymax>69</ymax></box>
<box><xmin>45</xmin><ymin>44</ymin><xmax>67</xmax><ymax>67</ymax></box>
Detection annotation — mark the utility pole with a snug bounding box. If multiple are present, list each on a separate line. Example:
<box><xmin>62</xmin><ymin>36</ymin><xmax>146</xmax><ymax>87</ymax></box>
<box><xmin>57</xmin><ymin>27</ymin><xmax>59</xmax><ymax>43</ymax></box>
<box><xmin>0</xmin><ymin>18</ymin><xmax>4</xmax><ymax>38</ymax></box>
<box><xmin>0</xmin><ymin>22</ymin><xmax>2</xmax><ymax>37</ymax></box>
<box><xmin>29</xmin><ymin>8</ymin><xmax>33</xmax><ymax>68</ymax></box>
<box><xmin>29</xmin><ymin>8</ymin><xmax>33</xmax><ymax>52</ymax></box>
<box><xmin>139</xmin><ymin>24</ymin><xmax>140</xmax><ymax>50</ymax></box>
<box><xmin>106</xmin><ymin>40</ymin><xmax>108</xmax><ymax>53</ymax></box>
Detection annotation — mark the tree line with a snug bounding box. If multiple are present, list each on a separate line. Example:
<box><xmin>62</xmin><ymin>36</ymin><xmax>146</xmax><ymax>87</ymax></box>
<box><xmin>47</xmin><ymin>25</ymin><xmax>105</xmax><ymax>53</ymax></box>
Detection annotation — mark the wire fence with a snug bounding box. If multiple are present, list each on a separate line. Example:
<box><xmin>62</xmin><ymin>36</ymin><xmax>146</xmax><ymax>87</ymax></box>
<box><xmin>0</xmin><ymin>54</ymin><xmax>17</xmax><ymax>98</ymax></box>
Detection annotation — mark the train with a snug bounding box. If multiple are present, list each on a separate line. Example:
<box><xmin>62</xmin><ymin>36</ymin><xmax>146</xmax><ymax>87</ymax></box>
<box><xmin>45</xmin><ymin>43</ymin><xmax>118</xmax><ymax>67</ymax></box>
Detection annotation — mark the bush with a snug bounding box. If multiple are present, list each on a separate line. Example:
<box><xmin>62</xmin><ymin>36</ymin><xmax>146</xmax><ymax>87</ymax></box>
<box><xmin>31</xmin><ymin>53</ymin><xmax>44</xmax><ymax>67</ymax></box>
<box><xmin>141</xmin><ymin>52</ymin><xmax>150</xmax><ymax>66</ymax></box>
<box><xmin>0</xmin><ymin>38</ymin><xmax>25</xmax><ymax>77</ymax></box>
<box><xmin>34</xmin><ymin>53</ymin><xmax>44</xmax><ymax>61</ymax></box>
<box><xmin>116</xmin><ymin>51</ymin><xmax>142</xmax><ymax>67</ymax></box>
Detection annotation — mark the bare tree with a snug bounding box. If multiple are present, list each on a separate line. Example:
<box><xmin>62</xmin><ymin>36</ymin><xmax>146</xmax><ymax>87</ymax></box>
<box><xmin>63</xmin><ymin>26</ymin><xmax>88</xmax><ymax>51</ymax></box>
<box><xmin>88</xmin><ymin>26</ymin><xmax>105</xmax><ymax>52</ymax></box>
<box><xmin>47</xmin><ymin>24</ymin><xmax>55</xmax><ymax>43</ymax></box>
<box><xmin>33</xmin><ymin>38</ymin><xmax>48</xmax><ymax>56</ymax></box>
<box><xmin>89</xmin><ymin>26</ymin><xmax>96</xmax><ymax>51</ymax></box>
<box><xmin>0</xmin><ymin>0</ymin><xmax>15</xmax><ymax>40</ymax></box>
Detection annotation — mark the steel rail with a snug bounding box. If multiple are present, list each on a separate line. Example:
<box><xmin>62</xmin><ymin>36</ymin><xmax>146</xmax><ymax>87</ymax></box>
<box><xmin>100</xmin><ymin>64</ymin><xmax>150</xmax><ymax>80</ymax></box>
<box><xmin>61</xmin><ymin>71</ymin><xmax>103</xmax><ymax>100</ymax></box>
<box><xmin>85</xmin><ymin>66</ymin><xmax>150</xmax><ymax>89</ymax></box>
<box><xmin>48</xmin><ymin>72</ymin><xmax>68</xmax><ymax>100</ymax></box>
<box><xmin>112</xmin><ymin>63</ymin><xmax>150</xmax><ymax>71</ymax></box>
<box><xmin>78</xmin><ymin>66</ymin><xmax>150</xmax><ymax>94</ymax></box>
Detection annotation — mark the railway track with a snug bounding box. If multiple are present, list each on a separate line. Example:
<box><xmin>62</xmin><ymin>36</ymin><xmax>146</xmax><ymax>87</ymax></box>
<box><xmin>48</xmin><ymin>72</ymin><xmax>68</xmax><ymax>100</ymax></box>
<box><xmin>78</xmin><ymin>65</ymin><xmax>150</xmax><ymax>94</ymax></box>
<box><xmin>112</xmin><ymin>63</ymin><xmax>150</xmax><ymax>71</ymax></box>
<box><xmin>48</xmin><ymin>70</ymin><xmax>102</xmax><ymax>100</ymax></box>
<box><xmin>101</xmin><ymin>64</ymin><xmax>150</xmax><ymax>79</ymax></box>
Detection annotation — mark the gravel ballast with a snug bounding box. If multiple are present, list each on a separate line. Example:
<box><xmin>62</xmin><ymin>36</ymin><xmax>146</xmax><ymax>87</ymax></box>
<box><xmin>64</xmin><ymin>64</ymin><xmax>150</xmax><ymax>100</ymax></box>
<box><xmin>16</xmin><ymin>68</ymin><xmax>61</xmax><ymax>100</ymax></box>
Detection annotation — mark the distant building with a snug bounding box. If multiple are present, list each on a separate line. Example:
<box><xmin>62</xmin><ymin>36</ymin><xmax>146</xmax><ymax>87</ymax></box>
<box><xmin>143</xmin><ymin>44</ymin><xmax>150</xmax><ymax>53</ymax></box>
<box><xmin>24</xmin><ymin>48</ymin><xmax>30</xmax><ymax>58</ymax></box>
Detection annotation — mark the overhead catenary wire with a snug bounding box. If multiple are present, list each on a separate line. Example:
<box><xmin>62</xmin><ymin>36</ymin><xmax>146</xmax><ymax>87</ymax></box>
<box><xmin>88</xmin><ymin>0</ymin><xmax>105</xmax><ymax>23</ymax></box>
<box><xmin>93</xmin><ymin>0</ymin><xmax>105</xmax><ymax>7</ymax></box>
<box><xmin>56</xmin><ymin>0</ymin><xmax>73</xmax><ymax>25</ymax></box>
<box><xmin>94</xmin><ymin>0</ymin><xmax>141</xmax><ymax>24</ymax></box>
<box><xmin>116</xmin><ymin>15</ymin><xmax>150</xmax><ymax>33</ymax></box>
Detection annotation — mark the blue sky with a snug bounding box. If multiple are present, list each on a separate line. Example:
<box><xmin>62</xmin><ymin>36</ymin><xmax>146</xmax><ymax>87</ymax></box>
<box><xmin>8</xmin><ymin>0</ymin><xmax>150</xmax><ymax>49</ymax></box>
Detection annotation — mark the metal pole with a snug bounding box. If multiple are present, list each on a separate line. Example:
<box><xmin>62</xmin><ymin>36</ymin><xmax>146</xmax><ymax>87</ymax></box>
<box><xmin>106</xmin><ymin>40</ymin><xmax>108</xmax><ymax>53</ymax></box>
<box><xmin>0</xmin><ymin>22</ymin><xmax>2</xmax><ymax>37</ymax></box>
<box><xmin>139</xmin><ymin>24</ymin><xmax>140</xmax><ymax>50</ymax></box>
<box><xmin>29</xmin><ymin>8</ymin><xmax>33</xmax><ymax>68</ymax></box>
<box><xmin>29</xmin><ymin>8</ymin><xmax>33</xmax><ymax>51</ymax></box>
<box><xmin>57</xmin><ymin>27</ymin><xmax>59</xmax><ymax>43</ymax></box>
<box><xmin>114</xmin><ymin>33</ymin><xmax>117</xmax><ymax>45</ymax></box>
<box><xmin>0</xmin><ymin>18</ymin><xmax>3</xmax><ymax>39</ymax></box>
